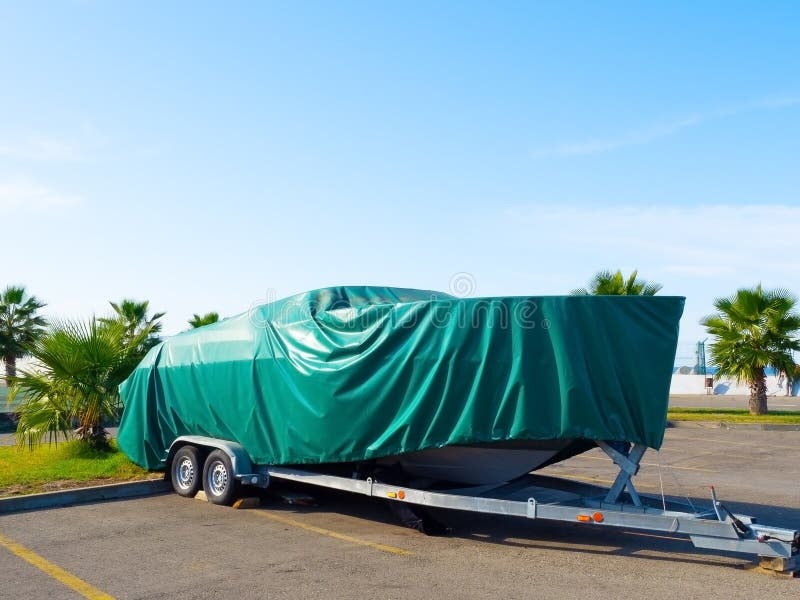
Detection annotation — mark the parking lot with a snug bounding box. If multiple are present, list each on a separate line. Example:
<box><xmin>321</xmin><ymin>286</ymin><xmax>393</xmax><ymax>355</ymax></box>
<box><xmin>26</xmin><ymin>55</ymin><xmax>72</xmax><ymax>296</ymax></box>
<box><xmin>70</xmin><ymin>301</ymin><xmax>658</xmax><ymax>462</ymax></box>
<box><xmin>1</xmin><ymin>427</ymin><xmax>798</xmax><ymax>599</ymax></box>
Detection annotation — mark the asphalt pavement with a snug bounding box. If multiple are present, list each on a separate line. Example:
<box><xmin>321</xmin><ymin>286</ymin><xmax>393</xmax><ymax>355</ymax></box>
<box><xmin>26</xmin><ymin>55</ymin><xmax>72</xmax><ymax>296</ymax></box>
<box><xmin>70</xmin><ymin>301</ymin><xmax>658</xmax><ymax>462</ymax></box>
<box><xmin>0</xmin><ymin>427</ymin><xmax>798</xmax><ymax>599</ymax></box>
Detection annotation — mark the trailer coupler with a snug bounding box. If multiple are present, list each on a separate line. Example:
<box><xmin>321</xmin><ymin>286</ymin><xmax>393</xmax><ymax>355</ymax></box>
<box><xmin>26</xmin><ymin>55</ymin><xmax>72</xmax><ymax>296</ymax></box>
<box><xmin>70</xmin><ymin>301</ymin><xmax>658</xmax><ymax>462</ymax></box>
<box><xmin>683</xmin><ymin>488</ymin><xmax>798</xmax><ymax>572</ymax></box>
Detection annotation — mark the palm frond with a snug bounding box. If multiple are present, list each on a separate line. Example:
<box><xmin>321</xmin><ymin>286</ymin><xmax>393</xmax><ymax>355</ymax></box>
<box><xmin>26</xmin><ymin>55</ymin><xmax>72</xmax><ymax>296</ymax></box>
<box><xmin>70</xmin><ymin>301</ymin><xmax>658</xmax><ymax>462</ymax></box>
<box><xmin>702</xmin><ymin>285</ymin><xmax>800</xmax><ymax>398</ymax></box>
<box><xmin>189</xmin><ymin>312</ymin><xmax>220</xmax><ymax>328</ymax></box>
<box><xmin>573</xmin><ymin>269</ymin><xmax>662</xmax><ymax>296</ymax></box>
<box><xmin>0</xmin><ymin>285</ymin><xmax>48</xmax><ymax>364</ymax></box>
<box><xmin>14</xmin><ymin>395</ymin><xmax>74</xmax><ymax>450</ymax></box>
<box><xmin>11</xmin><ymin>315</ymin><xmax>150</xmax><ymax>449</ymax></box>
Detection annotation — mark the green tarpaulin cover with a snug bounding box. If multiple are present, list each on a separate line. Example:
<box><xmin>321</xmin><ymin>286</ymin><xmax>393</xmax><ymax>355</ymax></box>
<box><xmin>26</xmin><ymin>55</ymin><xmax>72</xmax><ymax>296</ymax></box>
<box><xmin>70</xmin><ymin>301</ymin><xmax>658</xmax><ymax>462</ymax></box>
<box><xmin>117</xmin><ymin>287</ymin><xmax>684</xmax><ymax>470</ymax></box>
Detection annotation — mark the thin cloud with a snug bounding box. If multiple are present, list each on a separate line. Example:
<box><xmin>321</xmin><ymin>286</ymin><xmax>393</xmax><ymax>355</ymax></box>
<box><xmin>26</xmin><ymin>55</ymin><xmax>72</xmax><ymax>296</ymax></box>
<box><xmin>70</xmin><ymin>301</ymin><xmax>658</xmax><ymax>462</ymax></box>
<box><xmin>664</xmin><ymin>264</ymin><xmax>737</xmax><ymax>278</ymax></box>
<box><xmin>502</xmin><ymin>202</ymin><xmax>800</xmax><ymax>277</ymax></box>
<box><xmin>532</xmin><ymin>94</ymin><xmax>800</xmax><ymax>158</ymax></box>
<box><xmin>0</xmin><ymin>134</ymin><xmax>87</xmax><ymax>161</ymax></box>
<box><xmin>0</xmin><ymin>178</ymin><xmax>83</xmax><ymax>212</ymax></box>
<box><xmin>498</xmin><ymin>202</ymin><xmax>800</xmax><ymax>349</ymax></box>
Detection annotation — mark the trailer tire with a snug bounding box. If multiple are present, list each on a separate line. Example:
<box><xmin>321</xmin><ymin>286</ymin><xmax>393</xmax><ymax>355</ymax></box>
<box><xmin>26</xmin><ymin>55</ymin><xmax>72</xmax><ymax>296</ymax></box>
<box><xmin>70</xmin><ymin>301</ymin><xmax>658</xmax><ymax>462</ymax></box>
<box><xmin>203</xmin><ymin>449</ymin><xmax>238</xmax><ymax>505</ymax></box>
<box><xmin>171</xmin><ymin>445</ymin><xmax>202</xmax><ymax>498</ymax></box>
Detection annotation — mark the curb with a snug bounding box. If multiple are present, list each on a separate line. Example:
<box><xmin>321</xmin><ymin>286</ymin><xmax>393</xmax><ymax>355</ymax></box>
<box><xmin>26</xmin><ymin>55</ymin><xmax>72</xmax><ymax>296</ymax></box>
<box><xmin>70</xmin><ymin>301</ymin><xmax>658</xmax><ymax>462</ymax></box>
<box><xmin>666</xmin><ymin>420</ymin><xmax>800</xmax><ymax>431</ymax></box>
<box><xmin>0</xmin><ymin>478</ymin><xmax>171</xmax><ymax>514</ymax></box>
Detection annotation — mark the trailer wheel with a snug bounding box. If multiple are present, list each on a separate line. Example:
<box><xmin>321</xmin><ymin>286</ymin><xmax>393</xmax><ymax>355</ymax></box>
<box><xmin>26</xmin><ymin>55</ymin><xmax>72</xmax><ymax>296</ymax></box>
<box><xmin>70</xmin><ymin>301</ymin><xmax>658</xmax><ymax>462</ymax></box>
<box><xmin>203</xmin><ymin>449</ymin><xmax>238</xmax><ymax>505</ymax></box>
<box><xmin>171</xmin><ymin>445</ymin><xmax>202</xmax><ymax>497</ymax></box>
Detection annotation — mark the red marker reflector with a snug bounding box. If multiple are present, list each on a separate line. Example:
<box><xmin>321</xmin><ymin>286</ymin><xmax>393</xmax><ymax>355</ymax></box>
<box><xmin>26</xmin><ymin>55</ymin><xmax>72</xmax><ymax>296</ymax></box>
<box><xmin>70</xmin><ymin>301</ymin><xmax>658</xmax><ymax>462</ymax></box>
<box><xmin>398</xmin><ymin>490</ymin><xmax>406</xmax><ymax>500</ymax></box>
<box><xmin>576</xmin><ymin>514</ymin><xmax>592</xmax><ymax>523</ymax></box>
<box><xmin>593</xmin><ymin>512</ymin><xmax>604</xmax><ymax>523</ymax></box>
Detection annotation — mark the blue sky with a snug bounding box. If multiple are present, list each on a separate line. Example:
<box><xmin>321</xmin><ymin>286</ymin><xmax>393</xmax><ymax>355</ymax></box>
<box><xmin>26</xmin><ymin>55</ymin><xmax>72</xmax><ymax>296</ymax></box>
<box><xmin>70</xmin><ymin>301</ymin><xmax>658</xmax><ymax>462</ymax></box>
<box><xmin>1</xmin><ymin>1</ymin><xmax>799</xmax><ymax>363</ymax></box>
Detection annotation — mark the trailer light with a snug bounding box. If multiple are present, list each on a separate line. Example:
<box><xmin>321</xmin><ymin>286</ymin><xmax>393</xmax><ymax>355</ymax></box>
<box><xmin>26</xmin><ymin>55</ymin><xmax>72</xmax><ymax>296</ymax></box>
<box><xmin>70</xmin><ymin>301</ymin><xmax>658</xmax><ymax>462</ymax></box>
<box><xmin>576</xmin><ymin>514</ymin><xmax>591</xmax><ymax>523</ymax></box>
<box><xmin>251</xmin><ymin>476</ymin><xmax>259</xmax><ymax>484</ymax></box>
<box><xmin>398</xmin><ymin>490</ymin><xmax>406</xmax><ymax>500</ymax></box>
<box><xmin>387</xmin><ymin>491</ymin><xmax>397</xmax><ymax>499</ymax></box>
<box><xmin>593</xmin><ymin>512</ymin><xmax>604</xmax><ymax>523</ymax></box>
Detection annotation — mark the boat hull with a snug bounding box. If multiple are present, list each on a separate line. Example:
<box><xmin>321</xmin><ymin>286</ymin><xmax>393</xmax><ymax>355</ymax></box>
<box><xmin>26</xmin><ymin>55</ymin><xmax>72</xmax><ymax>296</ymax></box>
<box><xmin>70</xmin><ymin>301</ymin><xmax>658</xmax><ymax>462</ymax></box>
<box><xmin>377</xmin><ymin>440</ymin><xmax>578</xmax><ymax>485</ymax></box>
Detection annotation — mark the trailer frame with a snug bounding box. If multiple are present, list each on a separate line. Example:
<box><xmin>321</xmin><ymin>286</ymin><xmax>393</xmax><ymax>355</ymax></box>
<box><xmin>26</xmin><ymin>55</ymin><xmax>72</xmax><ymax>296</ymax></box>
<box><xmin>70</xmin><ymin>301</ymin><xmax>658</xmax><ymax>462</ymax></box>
<box><xmin>165</xmin><ymin>436</ymin><xmax>799</xmax><ymax>568</ymax></box>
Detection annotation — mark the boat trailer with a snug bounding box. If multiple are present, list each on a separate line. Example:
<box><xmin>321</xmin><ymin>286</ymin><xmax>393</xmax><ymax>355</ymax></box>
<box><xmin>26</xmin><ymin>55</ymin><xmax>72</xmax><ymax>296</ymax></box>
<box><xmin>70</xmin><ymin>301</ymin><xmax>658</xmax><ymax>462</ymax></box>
<box><xmin>168</xmin><ymin>436</ymin><xmax>800</xmax><ymax>575</ymax></box>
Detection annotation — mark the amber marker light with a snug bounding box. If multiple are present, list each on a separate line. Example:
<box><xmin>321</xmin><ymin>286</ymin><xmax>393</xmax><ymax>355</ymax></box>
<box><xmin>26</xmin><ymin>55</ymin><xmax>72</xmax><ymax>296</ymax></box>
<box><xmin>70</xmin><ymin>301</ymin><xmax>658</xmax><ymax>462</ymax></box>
<box><xmin>576</xmin><ymin>514</ymin><xmax>592</xmax><ymax>523</ymax></box>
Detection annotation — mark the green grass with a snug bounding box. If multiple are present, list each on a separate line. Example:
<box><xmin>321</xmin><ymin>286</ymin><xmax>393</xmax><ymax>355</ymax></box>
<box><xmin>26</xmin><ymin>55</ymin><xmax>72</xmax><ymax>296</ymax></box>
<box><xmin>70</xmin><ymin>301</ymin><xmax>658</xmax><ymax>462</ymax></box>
<box><xmin>667</xmin><ymin>408</ymin><xmax>800</xmax><ymax>424</ymax></box>
<box><xmin>0</xmin><ymin>440</ymin><xmax>158</xmax><ymax>497</ymax></box>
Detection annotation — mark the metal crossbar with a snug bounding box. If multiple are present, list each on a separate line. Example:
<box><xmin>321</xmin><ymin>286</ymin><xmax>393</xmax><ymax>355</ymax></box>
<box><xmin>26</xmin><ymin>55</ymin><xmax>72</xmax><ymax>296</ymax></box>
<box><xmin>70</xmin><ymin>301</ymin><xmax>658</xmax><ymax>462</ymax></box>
<box><xmin>597</xmin><ymin>441</ymin><xmax>647</xmax><ymax>506</ymax></box>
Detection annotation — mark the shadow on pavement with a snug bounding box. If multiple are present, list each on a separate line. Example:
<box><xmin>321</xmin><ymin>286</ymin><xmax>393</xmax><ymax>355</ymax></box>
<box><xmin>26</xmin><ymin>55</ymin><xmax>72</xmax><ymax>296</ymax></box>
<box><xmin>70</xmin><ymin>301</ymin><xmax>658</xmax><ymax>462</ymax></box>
<box><xmin>258</xmin><ymin>482</ymin><xmax>799</xmax><ymax>571</ymax></box>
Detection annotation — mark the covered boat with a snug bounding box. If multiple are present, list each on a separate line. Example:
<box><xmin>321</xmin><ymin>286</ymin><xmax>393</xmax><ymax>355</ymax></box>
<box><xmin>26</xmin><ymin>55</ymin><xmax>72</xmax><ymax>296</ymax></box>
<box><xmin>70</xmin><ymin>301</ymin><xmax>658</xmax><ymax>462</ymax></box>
<box><xmin>117</xmin><ymin>287</ymin><xmax>684</xmax><ymax>484</ymax></box>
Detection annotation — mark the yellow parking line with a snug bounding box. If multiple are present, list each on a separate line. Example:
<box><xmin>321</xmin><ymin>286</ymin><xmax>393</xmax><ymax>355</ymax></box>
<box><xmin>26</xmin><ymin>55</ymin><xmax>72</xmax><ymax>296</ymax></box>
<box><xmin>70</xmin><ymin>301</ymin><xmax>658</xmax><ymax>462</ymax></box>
<box><xmin>666</xmin><ymin>436</ymin><xmax>796</xmax><ymax>451</ymax></box>
<box><xmin>542</xmin><ymin>472</ymin><xmax>616</xmax><ymax>485</ymax></box>
<box><xmin>647</xmin><ymin>463</ymin><xmax>714</xmax><ymax>473</ymax></box>
<box><xmin>544</xmin><ymin>472</ymin><xmax>659</xmax><ymax>490</ymax></box>
<box><xmin>252</xmin><ymin>510</ymin><xmax>413</xmax><ymax>556</ymax></box>
<box><xmin>577</xmin><ymin>455</ymin><xmax>715</xmax><ymax>473</ymax></box>
<box><xmin>0</xmin><ymin>532</ymin><xmax>115</xmax><ymax>600</ymax></box>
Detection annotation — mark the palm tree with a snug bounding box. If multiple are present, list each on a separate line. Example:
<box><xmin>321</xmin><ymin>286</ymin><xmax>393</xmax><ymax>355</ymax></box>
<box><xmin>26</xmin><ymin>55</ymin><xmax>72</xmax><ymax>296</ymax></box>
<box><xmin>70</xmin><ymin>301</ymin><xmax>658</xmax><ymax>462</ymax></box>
<box><xmin>0</xmin><ymin>285</ymin><xmax>47</xmax><ymax>382</ymax></box>
<box><xmin>9</xmin><ymin>318</ymin><xmax>149</xmax><ymax>449</ymax></box>
<box><xmin>189</xmin><ymin>312</ymin><xmax>219</xmax><ymax>328</ymax></box>
<box><xmin>701</xmin><ymin>285</ymin><xmax>800</xmax><ymax>415</ymax></box>
<box><xmin>100</xmin><ymin>298</ymin><xmax>165</xmax><ymax>352</ymax></box>
<box><xmin>571</xmin><ymin>269</ymin><xmax>662</xmax><ymax>296</ymax></box>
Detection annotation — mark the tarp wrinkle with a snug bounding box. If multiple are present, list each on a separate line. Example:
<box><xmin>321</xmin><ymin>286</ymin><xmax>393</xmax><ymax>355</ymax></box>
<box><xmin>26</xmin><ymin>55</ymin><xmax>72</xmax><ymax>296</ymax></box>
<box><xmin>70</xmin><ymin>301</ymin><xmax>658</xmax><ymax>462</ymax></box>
<box><xmin>117</xmin><ymin>287</ymin><xmax>684</xmax><ymax>470</ymax></box>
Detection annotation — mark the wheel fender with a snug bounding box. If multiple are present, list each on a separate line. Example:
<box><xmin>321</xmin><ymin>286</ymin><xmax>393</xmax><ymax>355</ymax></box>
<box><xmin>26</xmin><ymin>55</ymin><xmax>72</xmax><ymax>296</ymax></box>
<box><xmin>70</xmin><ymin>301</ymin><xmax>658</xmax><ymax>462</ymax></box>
<box><xmin>166</xmin><ymin>435</ymin><xmax>253</xmax><ymax>478</ymax></box>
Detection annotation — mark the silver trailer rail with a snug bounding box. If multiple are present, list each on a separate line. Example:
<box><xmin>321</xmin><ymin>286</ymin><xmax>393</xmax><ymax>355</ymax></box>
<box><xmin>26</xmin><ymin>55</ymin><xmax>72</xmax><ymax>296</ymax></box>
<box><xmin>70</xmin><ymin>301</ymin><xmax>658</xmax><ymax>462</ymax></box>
<box><xmin>166</xmin><ymin>436</ymin><xmax>799</xmax><ymax>571</ymax></box>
